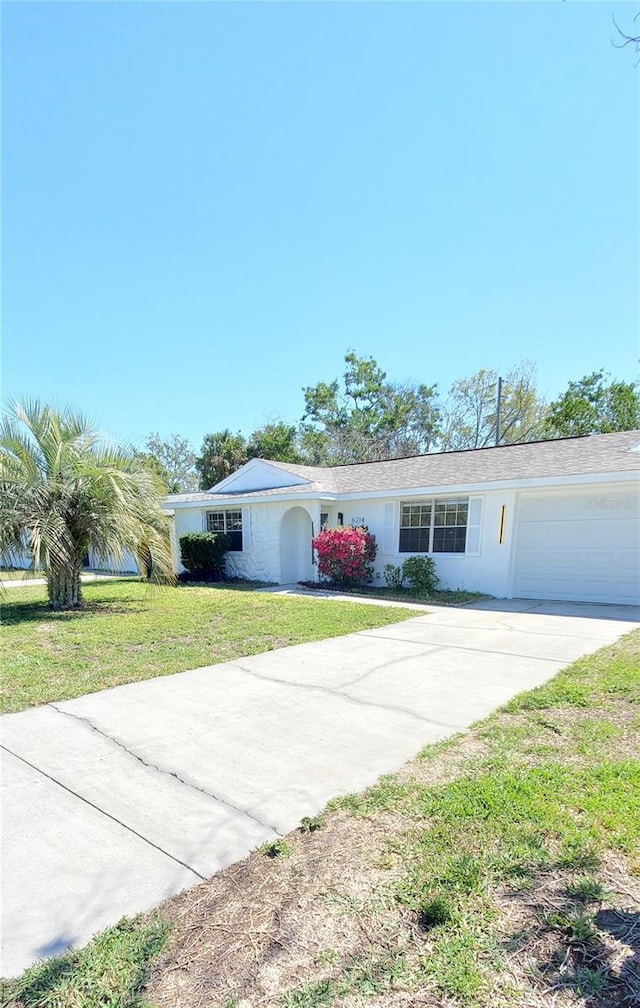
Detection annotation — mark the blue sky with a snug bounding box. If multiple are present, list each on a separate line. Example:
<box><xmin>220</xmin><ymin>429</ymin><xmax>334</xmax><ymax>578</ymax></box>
<box><xmin>2</xmin><ymin>1</ymin><xmax>638</xmax><ymax>451</ymax></box>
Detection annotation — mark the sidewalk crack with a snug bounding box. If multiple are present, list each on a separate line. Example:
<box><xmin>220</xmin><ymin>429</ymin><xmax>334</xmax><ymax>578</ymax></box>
<box><xmin>1</xmin><ymin>742</ymin><xmax>206</xmax><ymax>881</ymax></box>
<box><xmin>48</xmin><ymin>703</ymin><xmax>282</xmax><ymax>837</ymax></box>
<box><xmin>357</xmin><ymin>632</ymin><xmax>565</xmax><ymax>662</ymax></box>
<box><xmin>338</xmin><ymin>646</ymin><xmax>447</xmax><ymax>688</ymax></box>
<box><xmin>232</xmin><ymin>664</ymin><xmax>463</xmax><ymax>731</ymax></box>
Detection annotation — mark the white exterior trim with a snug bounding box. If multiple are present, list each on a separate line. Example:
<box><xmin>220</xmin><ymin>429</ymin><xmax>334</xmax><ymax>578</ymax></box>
<box><xmin>207</xmin><ymin>458</ymin><xmax>311</xmax><ymax>494</ymax></box>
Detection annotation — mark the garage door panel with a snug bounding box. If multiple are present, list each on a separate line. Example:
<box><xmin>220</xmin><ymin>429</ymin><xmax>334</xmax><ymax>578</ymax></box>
<box><xmin>518</xmin><ymin>519</ymin><xmax>638</xmax><ymax>550</ymax></box>
<box><xmin>514</xmin><ymin>492</ymin><xmax>640</xmax><ymax>605</ymax></box>
<box><xmin>617</xmin><ymin>552</ymin><xmax>639</xmax><ymax>575</ymax></box>
<box><xmin>517</xmin><ymin>491</ymin><xmax>637</xmax><ymax>522</ymax></box>
<box><xmin>517</xmin><ymin>548</ymin><xmax>617</xmax><ymax>578</ymax></box>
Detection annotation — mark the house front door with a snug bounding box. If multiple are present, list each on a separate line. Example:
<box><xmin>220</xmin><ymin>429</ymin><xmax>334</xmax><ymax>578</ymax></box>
<box><xmin>280</xmin><ymin>506</ymin><xmax>313</xmax><ymax>584</ymax></box>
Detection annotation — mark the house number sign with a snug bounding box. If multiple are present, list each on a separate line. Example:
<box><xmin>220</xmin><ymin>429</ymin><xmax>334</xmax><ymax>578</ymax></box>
<box><xmin>350</xmin><ymin>516</ymin><xmax>365</xmax><ymax>526</ymax></box>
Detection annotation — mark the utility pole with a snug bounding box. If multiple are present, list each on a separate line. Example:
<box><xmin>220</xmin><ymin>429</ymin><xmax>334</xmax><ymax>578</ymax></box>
<box><xmin>495</xmin><ymin>376</ymin><xmax>503</xmax><ymax>446</ymax></box>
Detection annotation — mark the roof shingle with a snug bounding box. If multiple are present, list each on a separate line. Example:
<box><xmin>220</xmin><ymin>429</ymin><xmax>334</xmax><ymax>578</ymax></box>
<box><xmin>165</xmin><ymin>430</ymin><xmax>640</xmax><ymax>504</ymax></box>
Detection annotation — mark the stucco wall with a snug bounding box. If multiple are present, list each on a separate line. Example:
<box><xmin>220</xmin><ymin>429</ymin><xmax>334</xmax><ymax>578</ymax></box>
<box><xmin>171</xmin><ymin>492</ymin><xmax>515</xmax><ymax>595</ymax></box>
<box><xmin>171</xmin><ymin>501</ymin><xmax>320</xmax><ymax>583</ymax></box>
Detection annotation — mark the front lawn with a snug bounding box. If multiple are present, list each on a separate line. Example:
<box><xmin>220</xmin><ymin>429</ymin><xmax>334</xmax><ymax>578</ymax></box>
<box><xmin>0</xmin><ymin>580</ymin><xmax>417</xmax><ymax>713</ymax></box>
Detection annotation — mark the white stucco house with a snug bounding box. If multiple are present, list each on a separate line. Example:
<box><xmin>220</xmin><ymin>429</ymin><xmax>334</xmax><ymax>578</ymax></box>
<box><xmin>161</xmin><ymin>430</ymin><xmax>640</xmax><ymax>606</ymax></box>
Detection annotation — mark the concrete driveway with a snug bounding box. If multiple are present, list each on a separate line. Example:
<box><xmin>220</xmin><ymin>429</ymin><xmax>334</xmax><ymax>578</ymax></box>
<box><xmin>1</xmin><ymin>598</ymin><xmax>638</xmax><ymax>976</ymax></box>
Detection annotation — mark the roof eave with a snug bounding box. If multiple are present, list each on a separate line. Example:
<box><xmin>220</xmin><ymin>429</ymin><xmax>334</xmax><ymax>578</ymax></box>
<box><xmin>161</xmin><ymin>468</ymin><xmax>637</xmax><ymax>509</ymax></box>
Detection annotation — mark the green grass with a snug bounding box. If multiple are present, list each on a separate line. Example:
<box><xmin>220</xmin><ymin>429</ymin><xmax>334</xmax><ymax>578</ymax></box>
<box><xmin>259</xmin><ymin>839</ymin><xmax>294</xmax><ymax>859</ymax></box>
<box><xmin>0</xmin><ymin>579</ymin><xmax>417</xmax><ymax>713</ymax></box>
<box><xmin>501</xmin><ymin>631</ymin><xmax>640</xmax><ymax>711</ymax></box>
<box><xmin>281</xmin><ymin>952</ymin><xmax>412</xmax><ymax>1006</ymax></box>
<box><xmin>0</xmin><ymin>916</ymin><xmax>168</xmax><ymax>1008</ymax></box>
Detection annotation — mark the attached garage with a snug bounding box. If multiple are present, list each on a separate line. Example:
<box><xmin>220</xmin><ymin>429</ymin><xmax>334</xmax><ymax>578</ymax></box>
<box><xmin>513</xmin><ymin>488</ymin><xmax>640</xmax><ymax>605</ymax></box>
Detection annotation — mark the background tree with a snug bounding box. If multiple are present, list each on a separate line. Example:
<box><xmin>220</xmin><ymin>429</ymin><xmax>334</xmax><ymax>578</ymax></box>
<box><xmin>297</xmin><ymin>425</ymin><xmax>334</xmax><ymax>465</ymax></box>
<box><xmin>440</xmin><ymin>361</ymin><xmax>546</xmax><ymax>450</ymax></box>
<box><xmin>195</xmin><ymin>429</ymin><xmax>249</xmax><ymax>489</ymax></box>
<box><xmin>301</xmin><ymin>351</ymin><xmax>441</xmax><ymax>463</ymax></box>
<box><xmin>0</xmin><ymin>401</ymin><xmax>174</xmax><ymax>610</ymax></box>
<box><xmin>143</xmin><ymin>433</ymin><xmax>198</xmax><ymax>493</ymax></box>
<box><xmin>132</xmin><ymin>449</ymin><xmax>171</xmax><ymax>492</ymax></box>
<box><xmin>247</xmin><ymin>421</ymin><xmax>302</xmax><ymax>464</ymax></box>
<box><xmin>543</xmin><ymin>370</ymin><xmax>640</xmax><ymax>438</ymax></box>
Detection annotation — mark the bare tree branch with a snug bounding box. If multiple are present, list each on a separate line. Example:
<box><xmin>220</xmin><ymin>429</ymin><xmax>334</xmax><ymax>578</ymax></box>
<box><xmin>612</xmin><ymin>13</ymin><xmax>640</xmax><ymax>56</ymax></box>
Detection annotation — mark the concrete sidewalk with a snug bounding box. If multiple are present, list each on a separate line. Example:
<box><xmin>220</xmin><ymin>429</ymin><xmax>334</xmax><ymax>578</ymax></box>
<box><xmin>1</xmin><ymin>599</ymin><xmax>638</xmax><ymax>976</ymax></box>
<box><xmin>1</xmin><ymin>572</ymin><xmax>131</xmax><ymax>589</ymax></box>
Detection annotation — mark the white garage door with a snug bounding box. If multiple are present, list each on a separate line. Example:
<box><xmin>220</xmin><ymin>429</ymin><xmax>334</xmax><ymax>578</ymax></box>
<box><xmin>513</xmin><ymin>490</ymin><xmax>640</xmax><ymax>605</ymax></box>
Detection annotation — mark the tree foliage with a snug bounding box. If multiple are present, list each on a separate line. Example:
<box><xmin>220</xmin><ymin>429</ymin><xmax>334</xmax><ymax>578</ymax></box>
<box><xmin>543</xmin><ymin>370</ymin><xmax>640</xmax><ymax>438</ymax></box>
<box><xmin>132</xmin><ymin>449</ymin><xmax>171</xmax><ymax>491</ymax></box>
<box><xmin>247</xmin><ymin>421</ymin><xmax>302</xmax><ymax>464</ymax></box>
<box><xmin>196</xmin><ymin>421</ymin><xmax>303</xmax><ymax>490</ymax></box>
<box><xmin>193</xmin><ymin>357</ymin><xmax>637</xmax><ymax>486</ymax></box>
<box><xmin>195</xmin><ymin>429</ymin><xmax>249</xmax><ymax>490</ymax></box>
<box><xmin>302</xmin><ymin>351</ymin><xmax>440</xmax><ymax>463</ymax></box>
<box><xmin>143</xmin><ymin>433</ymin><xmax>198</xmax><ymax>493</ymax></box>
<box><xmin>440</xmin><ymin>361</ymin><xmax>546</xmax><ymax>450</ymax></box>
<box><xmin>0</xmin><ymin>401</ymin><xmax>174</xmax><ymax>609</ymax></box>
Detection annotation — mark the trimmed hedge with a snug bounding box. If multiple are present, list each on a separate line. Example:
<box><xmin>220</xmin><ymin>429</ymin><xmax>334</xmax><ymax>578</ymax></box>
<box><xmin>179</xmin><ymin>532</ymin><xmax>230</xmax><ymax>581</ymax></box>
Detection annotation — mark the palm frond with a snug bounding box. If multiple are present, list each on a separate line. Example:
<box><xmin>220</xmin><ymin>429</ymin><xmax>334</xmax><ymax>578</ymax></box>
<box><xmin>0</xmin><ymin>400</ymin><xmax>175</xmax><ymax>604</ymax></box>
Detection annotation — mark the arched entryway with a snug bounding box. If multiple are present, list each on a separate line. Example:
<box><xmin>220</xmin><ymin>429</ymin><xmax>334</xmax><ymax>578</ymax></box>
<box><xmin>280</xmin><ymin>507</ymin><xmax>313</xmax><ymax>584</ymax></box>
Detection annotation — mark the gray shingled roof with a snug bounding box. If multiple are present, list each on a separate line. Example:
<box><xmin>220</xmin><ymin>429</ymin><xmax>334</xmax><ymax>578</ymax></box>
<box><xmin>165</xmin><ymin>430</ymin><xmax>640</xmax><ymax>504</ymax></box>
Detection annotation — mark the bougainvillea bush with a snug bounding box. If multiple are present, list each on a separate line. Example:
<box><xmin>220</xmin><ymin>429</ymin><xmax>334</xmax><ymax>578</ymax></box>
<box><xmin>312</xmin><ymin>526</ymin><xmax>377</xmax><ymax>587</ymax></box>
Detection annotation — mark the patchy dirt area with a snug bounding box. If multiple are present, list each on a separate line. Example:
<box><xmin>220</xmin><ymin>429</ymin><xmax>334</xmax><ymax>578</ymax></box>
<box><xmin>145</xmin><ymin>812</ymin><xmax>408</xmax><ymax>1007</ymax></box>
<box><xmin>494</xmin><ymin>852</ymin><xmax>640</xmax><ymax>1008</ymax></box>
<box><xmin>143</xmin><ymin>701</ymin><xmax>640</xmax><ymax>1008</ymax></box>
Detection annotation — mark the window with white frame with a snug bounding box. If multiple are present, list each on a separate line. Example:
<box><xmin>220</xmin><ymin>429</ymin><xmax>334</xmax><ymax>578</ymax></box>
<box><xmin>206</xmin><ymin>510</ymin><xmax>243</xmax><ymax>551</ymax></box>
<box><xmin>399</xmin><ymin>498</ymin><xmax>469</xmax><ymax>554</ymax></box>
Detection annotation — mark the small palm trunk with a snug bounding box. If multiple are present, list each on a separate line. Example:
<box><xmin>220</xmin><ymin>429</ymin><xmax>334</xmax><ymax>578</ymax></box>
<box><xmin>47</xmin><ymin>564</ymin><xmax>83</xmax><ymax>610</ymax></box>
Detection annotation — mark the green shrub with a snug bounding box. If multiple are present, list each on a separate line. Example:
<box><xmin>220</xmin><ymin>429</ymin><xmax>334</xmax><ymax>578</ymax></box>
<box><xmin>383</xmin><ymin>564</ymin><xmax>404</xmax><ymax>590</ymax></box>
<box><xmin>179</xmin><ymin>531</ymin><xmax>230</xmax><ymax>581</ymax></box>
<box><xmin>402</xmin><ymin>556</ymin><xmax>439</xmax><ymax>595</ymax></box>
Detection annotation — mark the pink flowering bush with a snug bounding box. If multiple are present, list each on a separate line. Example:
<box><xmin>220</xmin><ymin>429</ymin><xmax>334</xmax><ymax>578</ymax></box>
<box><xmin>312</xmin><ymin>525</ymin><xmax>377</xmax><ymax>587</ymax></box>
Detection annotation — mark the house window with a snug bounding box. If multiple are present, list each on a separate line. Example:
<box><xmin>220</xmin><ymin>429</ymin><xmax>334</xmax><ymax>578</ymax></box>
<box><xmin>399</xmin><ymin>502</ymin><xmax>432</xmax><ymax>553</ymax></box>
<box><xmin>433</xmin><ymin>498</ymin><xmax>468</xmax><ymax>553</ymax></box>
<box><xmin>399</xmin><ymin>498</ymin><xmax>469</xmax><ymax>554</ymax></box>
<box><xmin>206</xmin><ymin>510</ymin><xmax>243</xmax><ymax>551</ymax></box>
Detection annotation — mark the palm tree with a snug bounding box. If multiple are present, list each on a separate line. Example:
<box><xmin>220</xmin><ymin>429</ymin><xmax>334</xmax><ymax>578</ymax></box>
<box><xmin>0</xmin><ymin>400</ymin><xmax>174</xmax><ymax>609</ymax></box>
<box><xmin>195</xmin><ymin>428</ymin><xmax>249</xmax><ymax>489</ymax></box>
